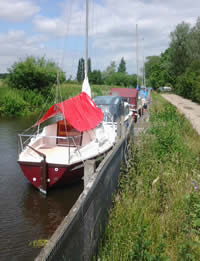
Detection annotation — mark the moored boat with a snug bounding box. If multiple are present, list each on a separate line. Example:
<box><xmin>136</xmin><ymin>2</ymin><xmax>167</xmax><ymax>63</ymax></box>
<box><xmin>109</xmin><ymin>88</ymin><xmax>139</xmax><ymax>122</ymax></box>
<box><xmin>18</xmin><ymin>92</ymin><xmax>117</xmax><ymax>194</ymax></box>
<box><xmin>93</xmin><ymin>95</ymin><xmax>133</xmax><ymax>131</ymax></box>
<box><xmin>18</xmin><ymin>0</ymin><xmax>117</xmax><ymax>194</ymax></box>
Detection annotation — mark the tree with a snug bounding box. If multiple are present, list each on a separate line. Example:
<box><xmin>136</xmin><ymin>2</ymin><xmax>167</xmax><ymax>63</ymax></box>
<box><xmin>76</xmin><ymin>59</ymin><xmax>81</xmax><ymax>82</ymax></box>
<box><xmin>118</xmin><ymin>57</ymin><xmax>126</xmax><ymax>74</ymax></box>
<box><xmin>77</xmin><ymin>58</ymin><xmax>92</xmax><ymax>82</ymax></box>
<box><xmin>175</xmin><ymin>59</ymin><xmax>200</xmax><ymax>101</ymax></box>
<box><xmin>88</xmin><ymin>58</ymin><xmax>92</xmax><ymax>74</ymax></box>
<box><xmin>128</xmin><ymin>74</ymin><xmax>137</xmax><ymax>87</ymax></box>
<box><xmin>169</xmin><ymin>22</ymin><xmax>191</xmax><ymax>79</ymax></box>
<box><xmin>105</xmin><ymin>72</ymin><xmax>130</xmax><ymax>86</ymax></box>
<box><xmin>144</xmin><ymin>50</ymin><xmax>172</xmax><ymax>89</ymax></box>
<box><xmin>188</xmin><ymin>17</ymin><xmax>200</xmax><ymax>61</ymax></box>
<box><xmin>89</xmin><ymin>70</ymin><xmax>103</xmax><ymax>84</ymax></box>
<box><xmin>0</xmin><ymin>73</ymin><xmax>8</xmax><ymax>79</ymax></box>
<box><xmin>103</xmin><ymin>61</ymin><xmax>116</xmax><ymax>75</ymax></box>
<box><xmin>145</xmin><ymin>56</ymin><xmax>161</xmax><ymax>79</ymax></box>
<box><xmin>76</xmin><ymin>58</ymin><xmax>85</xmax><ymax>82</ymax></box>
<box><xmin>7</xmin><ymin>56</ymin><xmax>65</xmax><ymax>94</ymax></box>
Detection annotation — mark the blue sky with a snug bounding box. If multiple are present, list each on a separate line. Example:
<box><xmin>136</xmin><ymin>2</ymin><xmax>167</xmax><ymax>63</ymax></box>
<box><xmin>0</xmin><ymin>0</ymin><xmax>199</xmax><ymax>78</ymax></box>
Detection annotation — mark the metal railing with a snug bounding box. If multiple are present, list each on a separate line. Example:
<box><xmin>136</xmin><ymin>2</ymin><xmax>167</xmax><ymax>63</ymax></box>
<box><xmin>18</xmin><ymin>133</ymin><xmax>83</xmax><ymax>164</ymax></box>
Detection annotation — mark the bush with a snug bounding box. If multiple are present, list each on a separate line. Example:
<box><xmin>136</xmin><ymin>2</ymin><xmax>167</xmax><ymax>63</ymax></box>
<box><xmin>174</xmin><ymin>59</ymin><xmax>200</xmax><ymax>103</ymax></box>
<box><xmin>105</xmin><ymin>72</ymin><xmax>135</xmax><ymax>87</ymax></box>
<box><xmin>0</xmin><ymin>89</ymin><xmax>28</xmax><ymax>116</ymax></box>
<box><xmin>7</xmin><ymin>56</ymin><xmax>65</xmax><ymax>95</ymax></box>
<box><xmin>21</xmin><ymin>89</ymin><xmax>46</xmax><ymax>111</ymax></box>
<box><xmin>0</xmin><ymin>87</ymin><xmax>49</xmax><ymax>117</ymax></box>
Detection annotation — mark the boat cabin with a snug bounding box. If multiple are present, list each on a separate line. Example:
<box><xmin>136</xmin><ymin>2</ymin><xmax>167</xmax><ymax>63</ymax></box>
<box><xmin>109</xmin><ymin>88</ymin><xmax>138</xmax><ymax>122</ymax></box>
<box><xmin>57</xmin><ymin>119</ymin><xmax>83</xmax><ymax>146</ymax></box>
<box><xmin>93</xmin><ymin>96</ymin><xmax>127</xmax><ymax>123</ymax></box>
<box><xmin>109</xmin><ymin>88</ymin><xmax>138</xmax><ymax>108</ymax></box>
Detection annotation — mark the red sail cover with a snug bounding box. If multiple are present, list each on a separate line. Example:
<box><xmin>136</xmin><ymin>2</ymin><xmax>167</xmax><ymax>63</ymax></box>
<box><xmin>34</xmin><ymin>92</ymin><xmax>103</xmax><ymax>132</ymax></box>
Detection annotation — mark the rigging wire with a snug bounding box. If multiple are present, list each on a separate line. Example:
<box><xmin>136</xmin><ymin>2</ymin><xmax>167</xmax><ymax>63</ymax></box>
<box><xmin>56</xmin><ymin>0</ymin><xmax>73</xmax><ymax>104</ymax></box>
<box><xmin>91</xmin><ymin>0</ymin><xmax>97</xmax><ymax>73</ymax></box>
<box><xmin>23</xmin><ymin>0</ymin><xmax>74</xmax><ymax>133</ymax></box>
<box><xmin>57</xmin><ymin>0</ymin><xmax>74</xmax><ymax>133</ymax></box>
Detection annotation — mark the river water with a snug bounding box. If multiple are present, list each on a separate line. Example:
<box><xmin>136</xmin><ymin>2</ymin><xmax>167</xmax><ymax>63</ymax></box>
<box><xmin>0</xmin><ymin>117</ymin><xmax>83</xmax><ymax>261</ymax></box>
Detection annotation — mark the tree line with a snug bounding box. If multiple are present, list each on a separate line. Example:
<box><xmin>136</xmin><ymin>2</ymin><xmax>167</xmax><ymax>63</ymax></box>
<box><xmin>3</xmin><ymin>56</ymin><xmax>137</xmax><ymax>93</ymax></box>
<box><xmin>76</xmin><ymin>57</ymin><xmax>137</xmax><ymax>87</ymax></box>
<box><xmin>145</xmin><ymin>17</ymin><xmax>200</xmax><ymax>103</ymax></box>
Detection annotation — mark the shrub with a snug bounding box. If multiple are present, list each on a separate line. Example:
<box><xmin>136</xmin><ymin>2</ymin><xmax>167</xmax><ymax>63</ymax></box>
<box><xmin>7</xmin><ymin>56</ymin><xmax>65</xmax><ymax>95</ymax></box>
<box><xmin>0</xmin><ymin>89</ymin><xmax>28</xmax><ymax>116</ymax></box>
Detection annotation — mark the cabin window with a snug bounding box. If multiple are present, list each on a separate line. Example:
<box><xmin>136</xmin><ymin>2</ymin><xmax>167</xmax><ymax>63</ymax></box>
<box><xmin>57</xmin><ymin>120</ymin><xmax>82</xmax><ymax>146</ymax></box>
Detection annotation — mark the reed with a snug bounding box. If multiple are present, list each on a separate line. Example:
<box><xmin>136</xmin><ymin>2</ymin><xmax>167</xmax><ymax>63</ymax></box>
<box><xmin>98</xmin><ymin>93</ymin><xmax>200</xmax><ymax>260</ymax></box>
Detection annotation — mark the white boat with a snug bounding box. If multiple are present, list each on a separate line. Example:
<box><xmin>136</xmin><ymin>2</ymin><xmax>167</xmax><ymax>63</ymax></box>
<box><xmin>17</xmin><ymin>0</ymin><xmax>116</xmax><ymax>194</ymax></box>
<box><xmin>18</xmin><ymin>92</ymin><xmax>117</xmax><ymax>194</ymax></box>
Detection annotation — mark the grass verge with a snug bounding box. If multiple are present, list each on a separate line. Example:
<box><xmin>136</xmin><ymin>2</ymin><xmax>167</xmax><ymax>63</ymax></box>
<box><xmin>98</xmin><ymin>93</ymin><xmax>200</xmax><ymax>260</ymax></box>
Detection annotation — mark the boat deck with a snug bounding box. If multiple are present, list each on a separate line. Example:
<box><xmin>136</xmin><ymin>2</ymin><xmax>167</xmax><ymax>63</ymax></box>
<box><xmin>37</xmin><ymin>145</ymin><xmax>77</xmax><ymax>164</ymax></box>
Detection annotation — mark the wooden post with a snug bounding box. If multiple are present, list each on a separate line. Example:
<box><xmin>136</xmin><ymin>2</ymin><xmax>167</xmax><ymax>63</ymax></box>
<box><xmin>121</xmin><ymin>115</ymin><xmax>125</xmax><ymax>138</ymax></box>
<box><xmin>84</xmin><ymin>160</ymin><xmax>96</xmax><ymax>189</ymax></box>
<box><xmin>28</xmin><ymin>145</ymin><xmax>47</xmax><ymax>194</ymax></box>
<box><xmin>117</xmin><ymin>119</ymin><xmax>121</xmax><ymax>142</ymax></box>
<box><xmin>40</xmin><ymin>157</ymin><xmax>47</xmax><ymax>194</ymax></box>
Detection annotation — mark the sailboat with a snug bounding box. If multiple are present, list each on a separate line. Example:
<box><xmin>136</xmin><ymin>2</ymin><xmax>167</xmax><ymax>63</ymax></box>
<box><xmin>17</xmin><ymin>0</ymin><xmax>116</xmax><ymax>194</ymax></box>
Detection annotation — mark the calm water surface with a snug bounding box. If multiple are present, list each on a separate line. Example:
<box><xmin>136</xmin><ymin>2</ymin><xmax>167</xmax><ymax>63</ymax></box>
<box><xmin>0</xmin><ymin>117</ymin><xmax>83</xmax><ymax>261</ymax></box>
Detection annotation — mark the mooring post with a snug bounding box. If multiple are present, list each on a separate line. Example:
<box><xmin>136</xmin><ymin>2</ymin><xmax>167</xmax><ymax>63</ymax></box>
<box><xmin>40</xmin><ymin>157</ymin><xmax>47</xmax><ymax>194</ymax></box>
<box><xmin>117</xmin><ymin>119</ymin><xmax>121</xmax><ymax>142</ymax></box>
<box><xmin>28</xmin><ymin>145</ymin><xmax>47</xmax><ymax>194</ymax></box>
<box><xmin>84</xmin><ymin>160</ymin><xmax>96</xmax><ymax>189</ymax></box>
<box><xmin>121</xmin><ymin>115</ymin><xmax>125</xmax><ymax>138</ymax></box>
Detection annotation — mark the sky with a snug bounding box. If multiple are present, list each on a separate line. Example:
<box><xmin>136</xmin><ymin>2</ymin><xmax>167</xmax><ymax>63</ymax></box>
<box><xmin>0</xmin><ymin>0</ymin><xmax>199</xmax><ymax>78</ymax></box>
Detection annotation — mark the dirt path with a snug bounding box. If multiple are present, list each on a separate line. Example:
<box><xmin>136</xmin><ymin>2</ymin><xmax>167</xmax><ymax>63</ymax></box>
<box><xmin>162</xmin><ymin>94</ymin><xmax>200</xmax><ymax>135</ymax></box>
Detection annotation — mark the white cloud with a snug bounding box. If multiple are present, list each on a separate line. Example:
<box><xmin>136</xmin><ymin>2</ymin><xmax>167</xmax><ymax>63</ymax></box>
<box><xmin>0</xmin><ymin>0</ymin><xmax>40</xmax><ymax>22</ymax></box>
<box><xmin>33</xmin><ymin>16</ymin><xmax>67</xmax><ymax>37</ymax></box>
<box><xmin>1</xmin><ymin>0</ymin><xmax>200</xmax><ymax>75</ymax></box>
<box><xmin>0</xmin><ymin>30</ymin><xmax>48</xmax><ymax>72</ymax></box>
<box><xmin>0</xmin><ymin>29</ymin><xmax>78</xmax><ymax>76</ymax></box>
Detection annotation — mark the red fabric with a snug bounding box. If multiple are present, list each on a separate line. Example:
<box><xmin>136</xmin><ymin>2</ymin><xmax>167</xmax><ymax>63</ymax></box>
<box><xmin>34</xmin><ymin>92</ymin><xmax>103</xmax><ymax>131</ymax></box>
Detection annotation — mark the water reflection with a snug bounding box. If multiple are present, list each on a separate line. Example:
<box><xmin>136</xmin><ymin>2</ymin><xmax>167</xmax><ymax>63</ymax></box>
<box><xmin>22</xmin><ymin>182</ymin><xmax>83</xmax><ymax>236</ymax></box>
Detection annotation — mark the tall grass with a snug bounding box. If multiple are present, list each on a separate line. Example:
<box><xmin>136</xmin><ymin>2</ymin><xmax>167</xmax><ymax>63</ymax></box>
<box><xmin>0</xmin><ymin>87</ymin><xmax>46</xmax><ymax>117</ymax></box>
<box><xmin>98</xmin><ymin>93</ymin><xmax>200</xmax><ymax>260</ymax></box>
<box><xmin>58</xmin><ymin>83</ymin><xmax>112</xmax><ymax>100</ymax></box>
<box><xmin>0</xmin><ymin>83</ymin><xmax>113</xmax><ymax>117</ymax></box>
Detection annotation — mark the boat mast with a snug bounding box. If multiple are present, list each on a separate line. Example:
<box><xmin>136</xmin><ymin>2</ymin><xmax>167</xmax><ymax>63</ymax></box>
<box><xmin>142</xmin><ymin>38</ymin><xmax>146</xmax><ymax>91</ymax></box>
<box><xmin>85</xmin><ymin>0</ymin><xmax>88</xmax><ymax>79</ymax></box>
<box><xmin>82</xmin><ymin>0</ymin><xmax>91</xmax><ymax>97</ymax></box>
<box><xmin>142</xmin><ymin>38</ymin><xmax>144</xmax><ymax>88</ymax></box>
<box><xmin>136</xmin><ymin>24</ymin><xmax>139</xmax><ymax>88</ymax></box>
<box><xmin>143</xmin><ymin>55</ymin><xmax>146</xmax><ymax>90</ymax></box>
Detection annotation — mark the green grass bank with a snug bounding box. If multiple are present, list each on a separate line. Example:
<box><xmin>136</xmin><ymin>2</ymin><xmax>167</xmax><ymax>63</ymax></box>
<box><xmin>98</xmin><ymin>93</ymin><xmax>200</xmax><ymax>260</ymax></box>
<box><xmin>0</xmin><ymin>82</ymin><xmax>112</xmax><ymax>117</ymax></box>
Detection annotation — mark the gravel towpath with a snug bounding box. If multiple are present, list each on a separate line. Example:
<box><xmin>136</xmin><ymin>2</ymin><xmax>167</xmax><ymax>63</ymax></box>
<box><xmin>162</xmin><ymin>94</ymin><xmax>200</xmax><ymax>135</ymax></box>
